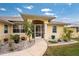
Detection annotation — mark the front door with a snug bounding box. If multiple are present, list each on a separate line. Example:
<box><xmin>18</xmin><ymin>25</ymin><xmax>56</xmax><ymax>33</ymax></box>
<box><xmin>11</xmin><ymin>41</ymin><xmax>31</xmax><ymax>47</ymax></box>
<box><xmin>34</xmin><ymin>24</ymin><xmax>42</xmax><ymax>38</ymax></box>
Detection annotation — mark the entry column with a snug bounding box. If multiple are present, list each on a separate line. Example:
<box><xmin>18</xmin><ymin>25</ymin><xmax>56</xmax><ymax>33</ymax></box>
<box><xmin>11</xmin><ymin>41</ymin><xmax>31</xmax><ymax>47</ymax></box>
<box><xmin>44</xmin><ymin>23</ymin><xmax>48</xmax><ymax>40</ymax></box>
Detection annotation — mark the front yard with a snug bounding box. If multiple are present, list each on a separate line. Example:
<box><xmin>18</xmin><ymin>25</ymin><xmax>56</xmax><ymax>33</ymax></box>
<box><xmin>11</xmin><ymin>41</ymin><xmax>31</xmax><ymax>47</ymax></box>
<box><xmin>44</xmin><ymin>39</ymin><xmax>79</xmax><ymax>56</ymax></box>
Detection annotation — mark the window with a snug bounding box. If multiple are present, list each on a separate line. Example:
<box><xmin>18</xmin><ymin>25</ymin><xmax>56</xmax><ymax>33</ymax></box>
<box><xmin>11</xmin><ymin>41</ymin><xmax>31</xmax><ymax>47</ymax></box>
<box><xmin>13</xmin><ymin>24</ymin><xmax>24</xmax><ymax>33</ymax></box>
<box><xmin>52</xmin><ymin>26</ymin><xmax>57</xmax><ymax>33</ymax></box>
<box><xmin>19</xmin><ymin>24</ymin><xmax>25</xmax><ymax>33</ymax></box>
<box><xmin>4</xmin><ymin>25</ymin><xmax>8</xmax><ymax>33</ymax></box>
<box><xmin>76</xmin><ymin>27</ymin><xmax>79</xmax><ymax>32</ymax></box>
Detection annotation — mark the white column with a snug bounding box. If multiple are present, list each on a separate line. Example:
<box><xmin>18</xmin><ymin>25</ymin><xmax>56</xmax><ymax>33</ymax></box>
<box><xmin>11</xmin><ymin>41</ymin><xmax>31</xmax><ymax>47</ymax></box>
<box><xmin>44</xmin><ymin>23</ymin><xmax>48</xmax><ymax>40</ymax></box>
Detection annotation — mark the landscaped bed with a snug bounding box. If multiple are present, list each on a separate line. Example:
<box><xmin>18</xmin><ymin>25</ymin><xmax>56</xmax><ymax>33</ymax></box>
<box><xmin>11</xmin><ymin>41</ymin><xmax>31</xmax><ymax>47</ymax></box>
<box><xmin>44</xmin><ymin>39</ymin><xmax>79</xmax><ymax>56</ymax></box>
<box><xmin>0</xmin><ymin>40</ymin><xmax>35</xmax><ymax>55</ymax></box>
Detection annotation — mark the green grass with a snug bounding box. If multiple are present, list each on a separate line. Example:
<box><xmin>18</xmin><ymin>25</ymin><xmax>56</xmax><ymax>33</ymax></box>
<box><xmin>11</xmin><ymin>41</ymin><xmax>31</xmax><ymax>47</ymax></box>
<box><xmin>44</xmin><ymin>39</ymin><xmax>79</xmax><ymax>56</ymax></box>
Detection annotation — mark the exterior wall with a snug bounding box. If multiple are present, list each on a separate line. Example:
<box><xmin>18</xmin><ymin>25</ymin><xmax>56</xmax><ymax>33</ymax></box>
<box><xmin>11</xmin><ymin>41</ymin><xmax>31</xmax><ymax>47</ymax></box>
<box><xmin>52</xmin><ymin>25</ymin><xmax>64</xmax><ymax>40</ymax></box>
<box><xmin>27</xmin><ymin>18</ymin><xmax>49</xmax><ymax>40</ymax></box>
<box><xmin>46</xmin><ymin>24</ymin><xmax>64</xmax><ymax>41</ymax></box>
<box><xmin>27</xmin><ymin>18</ymin><xmax>49</xmax><ymax>24</ymax></box>
<box><xmin>26</xmin><ymin>18</ymin><xmax>65</xmax><ymax>41</ymax></box>
<box><xmin>0</xmin><ymin>18</ymin><xmax>64</xmax><ymax>42</ymax></box>
<box><xmin>46</xmin><ymin>24</ymin><xmax>52</xmax><ymax>41</ymax></box>
<box><xmin>0</xmin><ymin>22</ymin><xmax>12</xmax><ymax>40</ymax></box>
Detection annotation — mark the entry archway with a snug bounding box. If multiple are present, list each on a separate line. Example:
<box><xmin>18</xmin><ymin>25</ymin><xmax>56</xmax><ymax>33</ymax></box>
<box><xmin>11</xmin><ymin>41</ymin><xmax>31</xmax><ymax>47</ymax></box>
<box><xmin>32</xmin><ymin>20</ymin><xmax>44</xmax><ymax>39</ymax></box>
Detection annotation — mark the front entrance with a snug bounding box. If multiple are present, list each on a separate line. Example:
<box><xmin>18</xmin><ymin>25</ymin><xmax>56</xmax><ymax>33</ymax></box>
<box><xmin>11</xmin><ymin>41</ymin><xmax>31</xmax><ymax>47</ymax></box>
<box><xmin>34</xmin><ymin>24</ymin><xmax>43</xmax><ymax>38</ymax></box>
<box><xmin>32</xmin><ymin>20</ymin><xmax>44</xmax><ymax>39</ymax></box>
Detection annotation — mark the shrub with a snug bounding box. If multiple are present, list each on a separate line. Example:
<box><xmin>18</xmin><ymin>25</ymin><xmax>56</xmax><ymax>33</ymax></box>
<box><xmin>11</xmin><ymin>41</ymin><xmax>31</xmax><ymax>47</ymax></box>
<box><xmin>3</xmin><ymin>38</ymin><xmax>8</xmax><ymax>43</ymax></box>
<box><xmin>51</xmin><ymin>35</ymin><xmax>55</xmax><ymax>39</ymax></box>
<box><xmin>49</xmin><ymin>41</ymin><xmax>57</xmax><ymax>43</ymax></box>
<box><xmin>10</xmin><ymin>34</ymin><xmax>20</xmax><ymax>43</ymax></box>
<box><xmin>61</xmin><ymin>28</ymin><xmax>73</xmax><ymax>42</ymax></box>
<box><xmin>63</xmin><ymin>39</ymin><xmax>68</xmax><ymax>42</ymax></box>
<box><xmin>57</xmin><ymin>39</ymin><xmax>62</xmax><ymax>42</ymax></box>
<box><xmin>21</xmin><ymin>37</ymin><xmax>26</xmax><ymax>41</ymax></box>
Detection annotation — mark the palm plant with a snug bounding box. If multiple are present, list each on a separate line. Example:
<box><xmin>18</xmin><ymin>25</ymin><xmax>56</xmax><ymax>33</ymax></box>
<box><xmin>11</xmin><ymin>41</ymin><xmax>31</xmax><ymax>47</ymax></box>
<box><xmin>8</xmin><ymin>35</ymin><xmax>15</xmax><ymax>51</ymax></box>
<box><xmin>62</xmin><ymin>28</ymin><xmax>73</xmax><ymax>41</ymax></box>
<box><xmin>21</xmin><ymin>14</ymin><xmax>34</xmax><ymax>42</ymax></box>
<box><xmin>23</xmin><ymin>20</ymin><xmax>34</xmax><ymax>42</ymax></box>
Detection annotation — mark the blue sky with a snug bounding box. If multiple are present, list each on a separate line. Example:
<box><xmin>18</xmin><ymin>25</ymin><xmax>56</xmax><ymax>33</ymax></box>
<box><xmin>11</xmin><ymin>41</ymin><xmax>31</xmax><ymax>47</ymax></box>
<box><xmin>0</xmin><ymin>3</ymin><xmax>79</xmax><ymax>23</ymax></box>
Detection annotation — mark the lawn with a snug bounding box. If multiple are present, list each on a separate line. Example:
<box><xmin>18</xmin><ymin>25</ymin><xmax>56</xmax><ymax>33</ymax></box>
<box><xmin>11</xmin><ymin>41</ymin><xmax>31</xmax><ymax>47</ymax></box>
<box><xmin>44</xmin><ymin>39</ymin><xmax>79</xmax><ymax>56</ymax></box>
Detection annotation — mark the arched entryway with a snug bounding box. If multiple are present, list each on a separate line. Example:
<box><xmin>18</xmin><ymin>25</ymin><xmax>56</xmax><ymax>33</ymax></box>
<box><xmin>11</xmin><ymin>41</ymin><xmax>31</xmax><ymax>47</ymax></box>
<box><xmin>32</xmin><ymin>20</ymin><xmax>44</xmax><ymax>39</ymax></box>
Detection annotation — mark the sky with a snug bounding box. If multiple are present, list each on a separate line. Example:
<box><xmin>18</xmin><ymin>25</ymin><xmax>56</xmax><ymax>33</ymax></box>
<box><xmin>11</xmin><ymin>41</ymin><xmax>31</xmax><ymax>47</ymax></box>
<box><xmin>0</xmin><ymin>3</ymin><xmax>79</xmax><ymax>23</ymax></box>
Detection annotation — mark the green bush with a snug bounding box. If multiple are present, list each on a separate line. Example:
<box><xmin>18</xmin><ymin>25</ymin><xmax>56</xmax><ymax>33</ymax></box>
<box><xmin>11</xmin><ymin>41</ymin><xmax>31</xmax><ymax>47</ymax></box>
<box><xmin>51</xmin><ymin>35</ymin><xmax>55</xmax><ymax>39</ymax></box>
<box><xmin>62</xmin><ymin>28</ymin><xmax>73</xmax><ymax>42</ymax></box>
<box><xmin>49</xmin><ymin>41</ymin><xmax>57</xmax><ymax>43</ymax></box>
<box><xmin>10</xmin><ymin>34</ymin><xmax>20</xmax><ymax>43</ymax></box>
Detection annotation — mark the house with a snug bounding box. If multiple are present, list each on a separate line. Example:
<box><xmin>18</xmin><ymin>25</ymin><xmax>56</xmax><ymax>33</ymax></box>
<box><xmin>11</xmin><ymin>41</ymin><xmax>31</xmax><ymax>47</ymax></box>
<box><xmin>65</xmin><ymin>24</ymin><xmax>79</xmax><ymax>38</ymax></box>
<box><xmin>0</xmin><ymin>14</ymin><xmax>68</xmax><ymax>41</ymax></box>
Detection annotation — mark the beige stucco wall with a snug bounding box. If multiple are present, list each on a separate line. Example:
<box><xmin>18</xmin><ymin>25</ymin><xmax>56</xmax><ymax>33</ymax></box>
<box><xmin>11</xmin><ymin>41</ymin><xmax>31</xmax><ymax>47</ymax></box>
<box><xmin>26</xmin><ymin>18</ymin><xmax>65</xmax><ymax>41</ymax></box>
<box><xmin>0</xmin><ymin>22</ymin><xmax>13</xmax><ymax>40</ymax></box>
<box><xmin>46</xmin><ymin>24</ymin><xmax>64</xmax><ymax>41</ymax></box>
<box><xmin>52</xmin><ymin>25</ymin><xmax>64</xmax><ymax>39</ymax></box>
<box><xmin>27</xmin><ymin>18</ymin><xmax>49</xmax><ymax>24</ymax></box>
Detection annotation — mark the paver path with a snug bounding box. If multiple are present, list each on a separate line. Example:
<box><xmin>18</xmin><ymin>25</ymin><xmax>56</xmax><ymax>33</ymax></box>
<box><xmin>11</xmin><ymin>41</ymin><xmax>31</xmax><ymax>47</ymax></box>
<box><xmin>1</xmin><ymin>38</ymin><xmax>47</xmax><ymax>56</ymax></box>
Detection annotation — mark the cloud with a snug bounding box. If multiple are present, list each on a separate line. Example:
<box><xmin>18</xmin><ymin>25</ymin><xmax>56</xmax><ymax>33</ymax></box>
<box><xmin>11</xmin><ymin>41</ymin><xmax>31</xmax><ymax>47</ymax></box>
<box><xmin>68</xmin><ymin>3</ymin><xmax>72</xmax><ymax>7</ymax></box>
<box><xmin>41</xmin><ymin>8</ymin><xmax>52</xmax><ymax>12</ymax></box>
<box><xmin>0</xmin><ymin>8</ymin><xmax>6</xmax><ymax>11</ymax></box>
<box><xmin>61</xmin><ymin>17</ymin><xmax>71</xmax><ymax>20</ymax></box>
<box><xmin>16</xmin><ymin>8</ymin><xmax>22</xmax><ymax>13</ymax></box>
<box><xmin>58</xmin><ymin>17</ymin><xmax>72</xmax><ymax>23</ymax></box>
<box><xmin>43</xmin><ymin>12</ymin><xmax>54</xmax><ymax>16</ymax></box>
<box><xmin>24</xmin><ymin>5</ymin><xmax>34</xmax><ymax>10</ymax></box>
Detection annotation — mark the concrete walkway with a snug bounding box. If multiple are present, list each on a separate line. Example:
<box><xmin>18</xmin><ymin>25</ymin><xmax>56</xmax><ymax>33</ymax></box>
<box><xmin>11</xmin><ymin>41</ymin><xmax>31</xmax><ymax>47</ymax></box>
<box><xmin>1</xmin><ymin>39</ymin><xmax>47</xmax><ymax>56</ymax></box>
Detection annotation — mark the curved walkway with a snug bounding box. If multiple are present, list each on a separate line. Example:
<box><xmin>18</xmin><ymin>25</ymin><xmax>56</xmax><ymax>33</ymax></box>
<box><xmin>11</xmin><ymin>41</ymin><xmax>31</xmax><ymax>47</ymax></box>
<box><xmin>1</xmin><ymin>39</ymin><xmax>47</xmax><ymax>56</ymax></box>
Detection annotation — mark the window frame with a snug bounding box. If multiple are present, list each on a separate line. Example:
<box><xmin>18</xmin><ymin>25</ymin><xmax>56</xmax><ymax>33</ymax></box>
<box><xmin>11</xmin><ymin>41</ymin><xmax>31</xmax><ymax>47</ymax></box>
<box><xmin>52</xmin><ymin>26</ymin><xmax>57</xmax><ymax>33</ymax></box>
<box><xmin>13</xmin><ymin>24</ymin><xmax>24</xmax><ymax>33</ymax></box>
<box><xmin>4</xmin><ymin>25</ymin><xmax>8</xmax><ymax>33</ymax></box>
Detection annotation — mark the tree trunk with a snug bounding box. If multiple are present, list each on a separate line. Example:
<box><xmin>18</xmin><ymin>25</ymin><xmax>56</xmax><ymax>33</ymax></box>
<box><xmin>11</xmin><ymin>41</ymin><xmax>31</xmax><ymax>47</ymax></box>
<box><xmin>29</xmin><ymin>36</ymin><xmax>31</xmax><ymax>42</ymax></box>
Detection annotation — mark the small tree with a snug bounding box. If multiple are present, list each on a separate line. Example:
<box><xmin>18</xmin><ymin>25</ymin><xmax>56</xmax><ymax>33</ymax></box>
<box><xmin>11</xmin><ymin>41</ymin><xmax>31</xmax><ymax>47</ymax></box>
<box><xmin>8</xmin><ymin>35</ymin><xmax>15</xmax><ymax>51</ymax></box>
<box><xmin>21</xmin><ymin>14</ymin><xmax>34</xmax><ymax>42</ymax></box>
<box><xmin>62</xmin><ymin>28</ymin><xmax>73</xmax><ymax>41</ymax></box>
<box><xmin>23</xmin><ymin>20</ymin><xmax>34</xmax><ymax>42</ymax></box>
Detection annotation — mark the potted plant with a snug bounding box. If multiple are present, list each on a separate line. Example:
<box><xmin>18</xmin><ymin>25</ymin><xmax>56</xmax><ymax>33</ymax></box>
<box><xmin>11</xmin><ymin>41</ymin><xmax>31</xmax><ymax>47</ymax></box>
<box><xmin>21</xmin><ymin>37</ymin><xmax>26</xmax><ymax>41</ymax></box>
<box><xmin>3</xmin><ymin>38</ymin><xmax>8</xmax><ymax>43</ymax></box>
<box><xmin>57</xmin><ymin>39</ymin><xmax>61</xmax><ymax>42</ymax></box>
